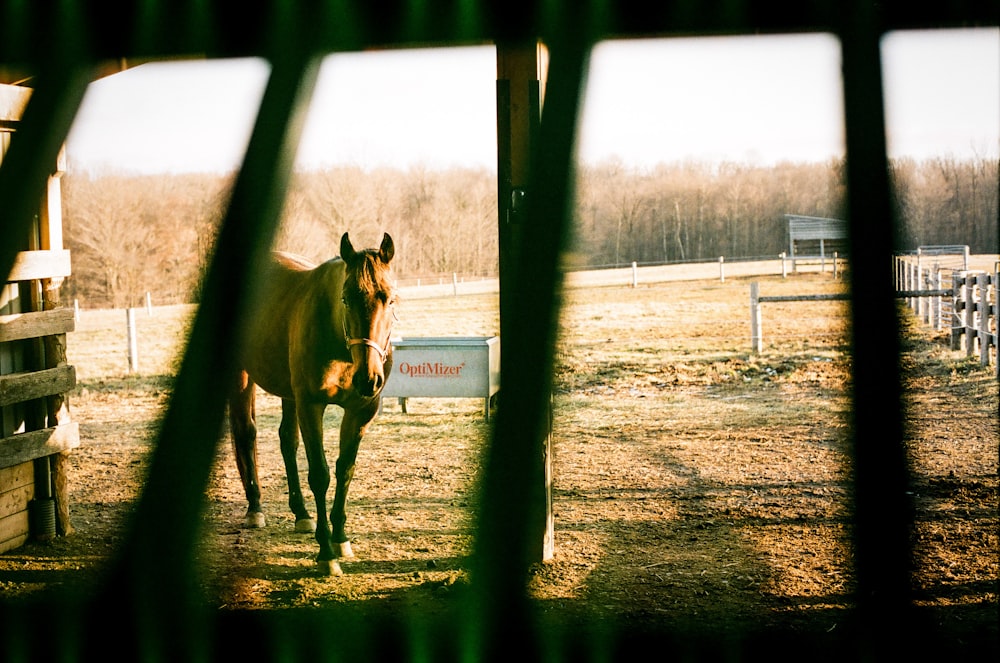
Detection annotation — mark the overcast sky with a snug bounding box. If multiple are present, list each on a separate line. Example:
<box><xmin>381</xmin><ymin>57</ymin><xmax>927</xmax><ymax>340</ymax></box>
<box><xmin>64</xmin><ymin>28</ymin><xmax>998</xmax><ymax>174</ymax></box>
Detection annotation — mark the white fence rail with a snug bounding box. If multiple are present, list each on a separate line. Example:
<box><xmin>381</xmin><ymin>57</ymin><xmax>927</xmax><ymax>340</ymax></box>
<box><xmin>894</xmin><ymin>250</ymin><xmax>997</xmax><ymax>374</ymax></box>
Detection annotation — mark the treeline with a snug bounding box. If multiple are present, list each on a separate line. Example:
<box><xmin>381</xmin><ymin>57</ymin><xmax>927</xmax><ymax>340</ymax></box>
<box><xmin>572</xmin><ymin>159</ymin><xmax>847</xmax><ymax>267</ymax></box>
<box><xmin>61</xmin><ymin>155</ymin><xmax>997</xmax><ymax>308</ymax></box>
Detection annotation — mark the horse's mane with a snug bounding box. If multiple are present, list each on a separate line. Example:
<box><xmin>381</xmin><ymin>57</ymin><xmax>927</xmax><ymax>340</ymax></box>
<box><xmin>345</xmin><ymin>249</ymin><xmax>391</xmax><ymax>296</ymax></box>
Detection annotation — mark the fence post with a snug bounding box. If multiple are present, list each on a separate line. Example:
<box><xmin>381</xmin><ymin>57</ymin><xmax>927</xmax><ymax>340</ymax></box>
<box><xmin>977</xmin><ymin>272</ymin><xmax>990</xmax><ymax>367</ymax></box>
<box><xmin>719</xmin><ymin>256</ymin><xmax>725</xmax><ymax>283</ymax></box>
<box><xmin>750</xmin><ymin>282</ymin><xmax>762</xmax><ymax>353</ymax></box>
<box><xmin>921</xmin><ymin>264</ymin><xmax>931</xmax><ymax>325</ymax></box>
<box><xmin>631</xmin><ymin>261</ymin><xmax>637</xmax><ymax>288</ymax></box>
<box><xmin>965</xmin><ymin>272</ymin><xmax>977</xmax><ymax>357</ymax></box>
<box><xmin>126</xmin><ymin>308</ymin><xmax>139</xmax><ymax>374</ymax></box>
<box><xmin>833</xmin><ymin>251</ymin><xmax>839</xmax><ymax>280</ymax></box>
<box><xmin>931</xmin><ymin>269</ymin><xmax>942</xmax><ymax>331</ymax></box>
<box><xmin>73</xmin><ymin>298</ymin><xmax>79</xmax><ymax>322</ymax></box>
<box><xmin>780</xmin><ymin>252</ymin><xmax>787</xmax><ymax>279</ymax></box>
<box><xmin>915</xmin><ymin>248</ymin><xmax>923</xmax><ymax>317</ymax></box>
<box><xmin>951</xmin><ymin>272</ymin><xmax>963</xmax><ymax>350</ymax></box>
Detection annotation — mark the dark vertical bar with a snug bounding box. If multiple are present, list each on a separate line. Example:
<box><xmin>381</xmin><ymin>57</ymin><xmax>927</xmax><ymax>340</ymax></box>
<box><xmin>472</xmin><ymin>33</ymin><xmax>588</xmax><ymax>662</ymax></box>
<box><xmin>89</xmin><ymin>51</ymin><xmax>321</xmax><ymax>659</ymax></box>
<box><xmin>839</xmin><ymin>4</ymin><xmax>915</xmax><ymax>656</ymax></box>
<box><xmin>0</xmin><ymin>66</ymin><xmax>90</xmax><ymax>283</ymax></box>
<box><xmin>496</xmin><ymin>75</ymin><xmax>515</xmax><ymax>326</ymax></box>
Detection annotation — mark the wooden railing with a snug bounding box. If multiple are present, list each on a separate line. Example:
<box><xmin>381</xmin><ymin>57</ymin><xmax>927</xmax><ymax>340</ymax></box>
<box><xmin>0</xmin><ymin>249</ymin><xmax>77</xmax><ymax>552</ymax></box>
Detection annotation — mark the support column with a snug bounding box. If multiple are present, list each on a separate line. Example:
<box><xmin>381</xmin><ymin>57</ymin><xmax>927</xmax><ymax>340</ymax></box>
<box><xmin>495</xmin><ymin>41</ymin><xmax>553</xmax><ymax>563</ymax></box>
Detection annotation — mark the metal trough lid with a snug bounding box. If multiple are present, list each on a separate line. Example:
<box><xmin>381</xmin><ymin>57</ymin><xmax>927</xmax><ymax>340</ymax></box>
<box><xmin>391</xmin><ymin>336</ymin><xmax>498</xmax><ymax>347</ymax></box>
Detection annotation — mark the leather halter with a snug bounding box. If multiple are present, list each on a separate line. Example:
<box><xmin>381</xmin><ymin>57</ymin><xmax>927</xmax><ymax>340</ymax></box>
<box><xmin>343</xmin><ymin>304</ymin><xmax>396</xmax><ymax>364</ymax></box>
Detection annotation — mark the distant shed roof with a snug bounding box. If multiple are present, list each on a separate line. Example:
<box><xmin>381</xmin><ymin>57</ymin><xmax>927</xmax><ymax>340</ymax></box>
<box><xmin>785</xmin><ymin>215</ymin><xmax>847</xmax><ymax>241</ymax></box>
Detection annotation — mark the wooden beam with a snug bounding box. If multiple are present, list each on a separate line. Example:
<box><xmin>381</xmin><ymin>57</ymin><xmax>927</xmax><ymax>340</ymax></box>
<box><xmin>0</xmin><ymin>461</ymin><xmax>33</xmax><ymax>521</ymax></box>
<box><xmin>0</xmin><ymin>308</ymin><xmax>75</xmax><ymax>343</ymax></box>
<box><xmin>0</xmin><ymin>422</ymin><xmax>79</xmax><ymax>469</ymax></box>
<box><xmin>5</xmin><ymin>250</ymin><xmax>72</xmax><ymax>282</ymax></box>
<box><xmin>0</xmin><ymin>365</ymin><xmax>76</xmax><ymax>408</ymax></box>
<box><xmin>495</xmin><ymin>41</ymin><xmax>553</xmax><ymax>564</ymax></box>
<box><xmin>0</xmin><ymin>510</ymin><xmax>30</xmax><ymax>552</ymax></box>
<box><xmin>0</xmin><ymin>83</ymin><xmax>31</xmax><ymax>122</ymax></box>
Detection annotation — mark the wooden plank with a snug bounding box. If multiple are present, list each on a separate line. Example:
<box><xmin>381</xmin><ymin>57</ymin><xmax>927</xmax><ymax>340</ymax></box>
<box><xmin>0</xmin><ymin>459</ymin><xmax>33</xmax><ymax>490</ymax></box>
<box><xmin>0</xmin><ymin>509</ymin><xmax>30</xmax><ymax>553</ymax></box>
<box><xmin>0</xmin><ymin>365</ymin><xmax>76</xmax><ymax>408</ymax></box>
<box><xmin>0</xmin><ymin>422</ymin><xmax>79</xmax><ymax>469</ymax></box>
<box><xmin>0</xmin><ymin>481</ymin><xmax>33</xmax><ymax>520</ymax></box>
<box><xmin>0</xmin><ymin>307</ymin><xmax>75</xmax><ymax>343</ymax></box>
<box><xmin>0</xmin><ymin>83</ymin><xmax>31</xmax><ymax>122</ymax></box>
<box><xmin>5</xmin><ymin>250</ymin><xmax>72</xmax><ymax>283</ymax></box>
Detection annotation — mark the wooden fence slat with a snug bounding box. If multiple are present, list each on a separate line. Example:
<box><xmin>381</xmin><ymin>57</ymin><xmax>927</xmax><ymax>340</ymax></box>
<box><xmin>0</xmin><ymin>84</ymin><xmax>32</xmax><ymax>123</ymax></box>
<box><xmin>0</xmin><ymin>307</ymin><xmax>75</xmax><ymax>342</ymax></box>
<box><xmin>0</xmin><ymin>481</ymin><xmax>33</xmax><ymax>522</ymax></box>
<box><xmin>0</xmin><ymin>460</ymin><xmax>34</xmax><ymax>490</ymax></box>
<box><xmin>0</xmin><ymin>510</ymin><xmax>30</xmax><ymax>552</ymax></box>
<box><xmin>0</xmin><ymin>365</ymin><xmax>76</xmax><ymax>407</ymax></box>
<box><xmin>5</xmin><ymin>250</ymin><xmax>72</xmax><ymax>282</ymax></box>
<box><xmin>0</xmin><ymin>422</ymin><xmax>80</xmax><ymax>469</ymax></box>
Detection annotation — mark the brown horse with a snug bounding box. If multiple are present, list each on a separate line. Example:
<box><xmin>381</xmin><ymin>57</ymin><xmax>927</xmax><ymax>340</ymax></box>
<box><xmin>229</xmin><ymin>232</ymin><xmax>396</xmax><ymax>575</ymax></box>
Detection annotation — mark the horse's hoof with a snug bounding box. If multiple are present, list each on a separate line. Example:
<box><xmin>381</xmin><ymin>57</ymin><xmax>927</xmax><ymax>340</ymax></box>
<box><xmin>335</xmin><ymin>541</ymin><xmax>354</xmax><ymax>559</ymax></box>
<box><xmin>317</xmin><ymin>559</ymin><xmax>343</xmax><ymax>576</ymax></box>
<box><xmin>244</xmin><ymin>512</ymin><xmax>266</xmax><ymax>528</ymax></box>
<box><xmin>295</xmin><ymin>518</ymin><xmax>317</xmax><ymax>534</ymax></box>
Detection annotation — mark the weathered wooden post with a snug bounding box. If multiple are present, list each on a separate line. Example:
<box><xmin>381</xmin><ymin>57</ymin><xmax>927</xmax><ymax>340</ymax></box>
<box><xmin>965</xmin><ymin>272</ymin><xmax>977</xmax><ymax>357</ymax></box>
<box><xmin>951</xmin><ymin>272</ymin><xmax>963</xmax><ymax>350</ymax></box>
<box><xmin>719</xmin><ymin>255</ymin><xmax>725</xmax><ymax>283</ymax></box>
<box><xmin>494</xmin><ymin>39</ymin><xmax>553</xmax><ymax>566</ymax></box>
<box><xmin>631</xmin><ymin>261</ymin><xmax>637</xmax><ymax>288</ymax></box>
<box><xmin>977</xmin><ymin>272</ymin><xmax>990</xmax><ymax>367</ymax></box>
<box><xmin>931</xmin><ymin>269</ymin><xmax>942</xmax><ymax>331</ymax></box>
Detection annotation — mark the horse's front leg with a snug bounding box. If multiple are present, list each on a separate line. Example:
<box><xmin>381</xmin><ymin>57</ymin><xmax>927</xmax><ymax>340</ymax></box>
<box><xmin>297</xmin><ymin>400</ymin><xmax>339</xmax><ymax>575</ymax></box>
<box><xmin>279</xmin><ymin>398</ymin><xmax>316</xmax><ymax>533</ymax></box>
<box><xmin>330</xmin><ymin>400</ymin><xmax>379</xmax><ymax>561</ymax></box>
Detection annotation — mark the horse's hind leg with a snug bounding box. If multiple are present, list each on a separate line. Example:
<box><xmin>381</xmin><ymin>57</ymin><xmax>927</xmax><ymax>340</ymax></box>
<box><xmin>279</xmin><ymin>398</ymin><xmax>316</xmax><ymax>533</ymax></box>
<box><xmin>230</xmin><ymin>371</ymin><xmax>265</xmax><ymax>528</ymax></box>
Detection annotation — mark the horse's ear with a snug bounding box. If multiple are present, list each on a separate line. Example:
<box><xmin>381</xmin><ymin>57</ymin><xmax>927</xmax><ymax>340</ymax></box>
<box><xmin>379</xmin><ymin>233</ymin><xmax>395</xmax><ymax>263</ymax></box>
<box><xmin>340</xmin><ymin>233</ymin><xmax>357</xmax><ymax>263</ymax></box>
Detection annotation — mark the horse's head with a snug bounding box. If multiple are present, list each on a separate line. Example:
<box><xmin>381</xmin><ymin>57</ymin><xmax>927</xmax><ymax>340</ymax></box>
<box><xmin>340</xmin><ymin>232</ymin><xmax>396</xmax><ymax>397</ymax></box>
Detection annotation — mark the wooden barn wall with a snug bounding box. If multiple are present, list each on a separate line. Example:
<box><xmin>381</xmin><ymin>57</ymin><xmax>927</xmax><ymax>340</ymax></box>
<box><xmin>0</xmin><ymin>83</ymin><xmax>31</xmax><ymax>552</ymax></box>
<box><xmin>0</xmin><ymin>82</ymin><xmax>77</xmax><ymax>553</ymax></box>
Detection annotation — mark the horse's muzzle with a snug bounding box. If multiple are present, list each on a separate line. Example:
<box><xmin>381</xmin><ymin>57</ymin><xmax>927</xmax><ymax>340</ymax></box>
<box><xmin>352</xmin><ymin>363</ymin><xmax>385</xmax><ymax>398</ymax></box>
<box><xmin>356</xmin><ymin>375</ymin><xmax>383</xmax><ymax>398</ymax></box>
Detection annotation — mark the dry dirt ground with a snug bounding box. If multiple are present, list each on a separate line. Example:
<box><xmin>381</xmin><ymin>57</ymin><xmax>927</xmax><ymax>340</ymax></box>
<box><xmin>1</xmin><ymin>274</ymin><xmax>997</xmax><ymax>659</ymax></box>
